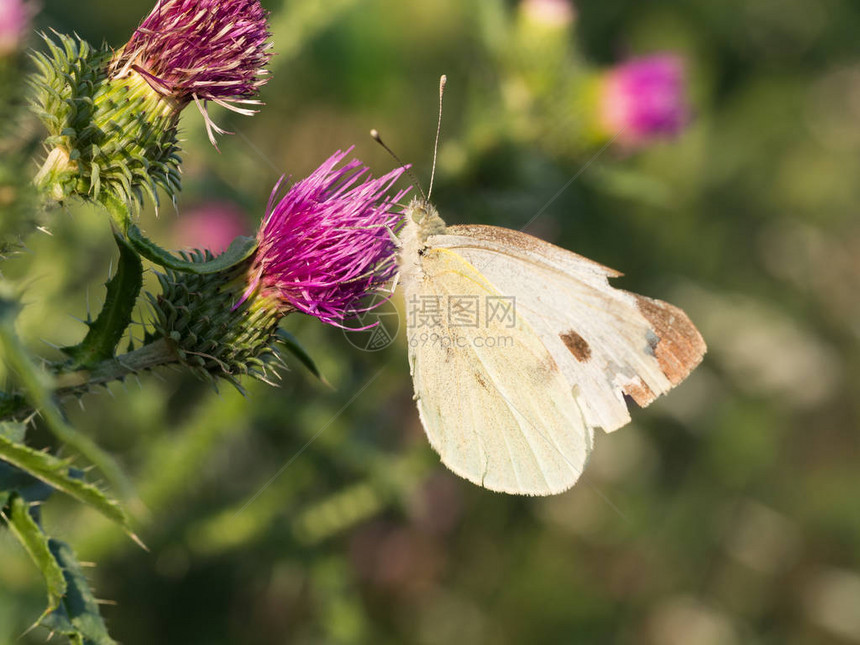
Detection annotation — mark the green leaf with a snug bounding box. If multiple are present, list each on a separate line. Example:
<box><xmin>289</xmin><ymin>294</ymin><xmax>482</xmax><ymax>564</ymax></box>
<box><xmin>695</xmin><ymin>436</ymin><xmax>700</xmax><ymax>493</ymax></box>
<box><xmin>127</xmin><ymin>223</ymin><xmax>257</xmax><ymax>274</ymax></box>
<box><xmin>0</xmin><ymin>430</ymin><xmax>142</xmax><ymax>546</ymax></box>
<box><xmin>2</xmin><ymin>494</ymin><xmax>67</xmax><ymax>620</ymax></box>
<box><xmin>61</xmin><ymin>232</ymin><xmax>143</xmax><ymax>368</ymax></box>
<box><xmin>277</xmin><ymin>329</ymin><xmax>327</xmax><ymax>383</ymax></box>
<box><xmin>40</xmin><ymin>539</ymin><xmax>118</xmax><ymax>645</ymax></box>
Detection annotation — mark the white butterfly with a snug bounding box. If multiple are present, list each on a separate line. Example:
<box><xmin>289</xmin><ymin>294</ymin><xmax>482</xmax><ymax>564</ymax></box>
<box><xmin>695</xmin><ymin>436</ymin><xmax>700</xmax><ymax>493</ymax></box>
<box><xmin>397</xmin><ymin>197</ymin><xmax>706</xmax><ymax>496</ymax></box>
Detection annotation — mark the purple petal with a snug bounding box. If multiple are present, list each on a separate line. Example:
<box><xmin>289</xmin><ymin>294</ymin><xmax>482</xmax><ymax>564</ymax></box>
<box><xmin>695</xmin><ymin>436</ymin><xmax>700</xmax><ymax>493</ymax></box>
<box><xmin>113</xmin><ymin>0</ymin><xmax>272</xmax><ymax>106</ymax></box>
<box><xmin>250</xmin><ymin>150</ymin><xmax>409</xmax><ymax>327</ymax></box>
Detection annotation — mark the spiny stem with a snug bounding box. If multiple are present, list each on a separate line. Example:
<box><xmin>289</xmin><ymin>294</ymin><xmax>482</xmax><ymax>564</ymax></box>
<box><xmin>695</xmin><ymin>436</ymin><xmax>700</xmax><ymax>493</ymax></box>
<box><xmin>56</xmin><ymin>337</ymin><xmax>180</xmax><ymax>391</ymax></box>
<box><xmin>99</xmin><ymin>192</ymin><xmax>133</xmax><ymax>234</ymax></box>
<box><xmin>1</xmin><ymin>338</ymin><xmax>181</xmax><ymax>422</ymax></box>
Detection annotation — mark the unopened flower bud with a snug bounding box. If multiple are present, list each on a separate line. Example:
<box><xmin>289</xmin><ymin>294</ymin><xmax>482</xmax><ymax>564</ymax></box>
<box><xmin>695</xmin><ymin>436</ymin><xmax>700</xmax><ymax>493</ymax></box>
<box><xmin>519</xmin><ymin>0</ymin><xmax>576</xmax><ymax>31</ymax></box>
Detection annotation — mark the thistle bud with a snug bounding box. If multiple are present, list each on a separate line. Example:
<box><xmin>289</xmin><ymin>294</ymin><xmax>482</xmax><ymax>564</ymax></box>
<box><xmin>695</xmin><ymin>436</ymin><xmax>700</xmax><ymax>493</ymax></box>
<box><xmin>519</xmin><ymin>0</ymin><xmax>576</xmax><ymax>31</ymax></box>
<box><xmin>174</xmin><ymin>202</ymin><xmax>248</xmax><ymax>254</ymax></box>
<box><xmin>505</xmin><ymin>0</ymin><xmax>577</xmax><ymax>120</ymax></box>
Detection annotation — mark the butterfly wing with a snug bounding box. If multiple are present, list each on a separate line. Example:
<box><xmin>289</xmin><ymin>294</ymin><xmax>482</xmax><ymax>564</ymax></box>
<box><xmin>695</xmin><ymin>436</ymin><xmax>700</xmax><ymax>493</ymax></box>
<box><xmin>432</xmin><ymin>224</ymin><xmax>706</xmax><ymax>434</ymax></box>
<box><xmin>405</xmin><ymin>246</ymin><xmax>593</xmax><ymax>495</ymax></box>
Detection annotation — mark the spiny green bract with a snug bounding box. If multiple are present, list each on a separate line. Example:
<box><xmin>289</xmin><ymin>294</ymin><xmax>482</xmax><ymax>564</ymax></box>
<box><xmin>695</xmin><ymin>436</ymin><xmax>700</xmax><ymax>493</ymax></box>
<box><xmin>147</xmin><ymin>250</ymin><xmax>286</xmax><ymax>389</ymax></box>
<box><xmin>29</xmin><ymin>33</ymin><xmax>182</xmax><ymax>210</ymax></box>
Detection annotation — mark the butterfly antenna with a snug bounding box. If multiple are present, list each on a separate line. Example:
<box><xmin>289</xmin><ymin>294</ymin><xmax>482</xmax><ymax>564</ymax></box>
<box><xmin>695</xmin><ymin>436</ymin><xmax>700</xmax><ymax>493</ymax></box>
<box><xmin>370</xmin><ymin>128</ymin><xmax>427</xmax><ymax>202</ymax></box>
<box><xmin>427</xmin><ymin>74</ymin><xmax>447</xmax><ymax>201</ymax></box>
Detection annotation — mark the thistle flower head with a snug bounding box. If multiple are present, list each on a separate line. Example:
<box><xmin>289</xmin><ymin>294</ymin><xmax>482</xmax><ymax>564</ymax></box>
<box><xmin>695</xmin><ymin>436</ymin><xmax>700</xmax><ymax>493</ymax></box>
<box><xmin>148</xmin><ymin>250</ymin><xmax>284</xmax><ymax>387</ymax></box>
<box><xmin>600</xmin><ymin>53</ymin><xmax>689</xmax><ymax>146</ymax></box>
<box><xmin>246</xmin><ymin>150</ymin><xmax>408</xmax><ymax>327</ymax></box>
<box><xmin>111</xmin><ymin>0</ymin><xmax>272</xmax><ymax>143</ymax></box>
<box><xmin>148</xmin><ymin>152</ymin><xmax>405</xmax><ymax>384</ymax></box>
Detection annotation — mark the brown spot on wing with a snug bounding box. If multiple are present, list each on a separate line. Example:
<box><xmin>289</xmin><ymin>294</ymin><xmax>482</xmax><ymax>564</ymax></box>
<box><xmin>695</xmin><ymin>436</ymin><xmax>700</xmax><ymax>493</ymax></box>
<box><xmin>623</xmin><ymin>378</ymin><xmax>657</xmax><ymax>406</ymax></box>
<box><xmin>560</xmin><ymin>330</ymin><xmax>592</xmax><ymax>362</ymax></box>
<box><xmin>634</xmin><ymin>294</ymin><xmax>707</xmax><ymax>386</ymax></box>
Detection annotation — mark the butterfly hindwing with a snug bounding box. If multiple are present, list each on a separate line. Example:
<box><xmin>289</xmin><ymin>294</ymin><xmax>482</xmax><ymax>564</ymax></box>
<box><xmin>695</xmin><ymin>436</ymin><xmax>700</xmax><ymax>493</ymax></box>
<box><xmin>406</xmin><ymin>245</ymin><xmax>593</xmax><ymax>495</ymax></box>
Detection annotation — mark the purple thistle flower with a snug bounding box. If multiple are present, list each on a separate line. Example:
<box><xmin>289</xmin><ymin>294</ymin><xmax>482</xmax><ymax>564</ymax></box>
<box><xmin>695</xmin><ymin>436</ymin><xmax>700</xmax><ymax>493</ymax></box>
<box><xmin>245</xmin><ymin>150</ymin><xmax>409</xmax><ymax>327</ymax></box>
<box><xmin>600</xmin><ymin>53</ymin><xmax>689</xmax><ymax>147</ymax></box>
<box><xmin>111</xmin><ymin>0</ymin><xmax>272</xmax><ymax>144</ymax></box>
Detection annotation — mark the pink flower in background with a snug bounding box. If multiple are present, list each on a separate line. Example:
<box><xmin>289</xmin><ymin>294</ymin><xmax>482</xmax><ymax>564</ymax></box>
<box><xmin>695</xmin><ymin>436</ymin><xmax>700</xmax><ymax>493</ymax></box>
<box><xmin>0</xmin><ymin>0</ymin><xmax>32</xmax><ymax>56</ymax></box>
<box><xmin>600</xmin><ymin>54</ymin><xmax>690</xmax><ymax>147</ymax></box>
<box><xmin>111</xmin><ymin>0</ymin><xmax>273</xmax><ymax>143</ymax></box>
<box><xmin>245</xmin><ymin>150</ymin><xmax>408</xmax><ymax>327</ymax></box>
<box><xmin>520</xmin><ymin>0</ymin><xmax>576</xmax><ymax>28</ymax></box>
<box><xmin>175</xmin><ymin>202</ymin><xmax>249</xmax><ymax>253</ymax></box>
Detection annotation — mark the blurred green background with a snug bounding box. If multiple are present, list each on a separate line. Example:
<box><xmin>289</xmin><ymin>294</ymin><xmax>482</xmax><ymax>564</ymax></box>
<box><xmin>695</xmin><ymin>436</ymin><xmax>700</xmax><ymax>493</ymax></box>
<box><xmin>2</xmin><ymin>0</ymin><xmax>860</xmax><ymax>643</ymax></box>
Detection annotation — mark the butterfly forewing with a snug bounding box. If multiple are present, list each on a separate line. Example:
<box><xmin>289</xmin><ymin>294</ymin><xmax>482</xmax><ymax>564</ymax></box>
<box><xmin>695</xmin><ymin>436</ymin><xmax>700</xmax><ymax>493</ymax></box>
<box><xmin>432</xmin><ymin>225</ymin><xmax>706</xmax><ymax>433</ymax></box>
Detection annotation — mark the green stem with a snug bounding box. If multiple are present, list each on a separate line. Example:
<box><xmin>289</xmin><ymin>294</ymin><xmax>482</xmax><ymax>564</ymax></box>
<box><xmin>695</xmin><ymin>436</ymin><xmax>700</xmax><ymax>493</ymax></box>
<box><xmin>62</xmin><ymin>231</ymin><xmax>144</xmax><ymax>369</ymax></box>
<box><xmin>56</xmin><ymin>337</ymin><xmax>180</xmax><ymax>391</ymax></box>
<box><xmin>99</xmin><ymin>191</ymin><xmax>133</xmax><ymax>234</ymax></box>
<box><xmin>100</xmin><ymin>192</ymin><xmax>258</xmax><ymax>275</ymax></box>
<box><xmin>2</xmin><ymin>338</ymin><xmax>181</xmax><ymax>422</ymax></box>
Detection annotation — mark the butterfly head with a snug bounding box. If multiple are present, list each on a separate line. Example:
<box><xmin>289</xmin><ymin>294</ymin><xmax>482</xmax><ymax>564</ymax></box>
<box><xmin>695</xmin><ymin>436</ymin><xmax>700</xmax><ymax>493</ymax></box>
<box><xmin>397</xmin><ymin>196</ymin><xmax>447</xmax><ymax>285</ymax></box>
<box><xmin>404</xmin><ymin>196</ymin><xmax>446</xmax><ymax>243</ymax></box>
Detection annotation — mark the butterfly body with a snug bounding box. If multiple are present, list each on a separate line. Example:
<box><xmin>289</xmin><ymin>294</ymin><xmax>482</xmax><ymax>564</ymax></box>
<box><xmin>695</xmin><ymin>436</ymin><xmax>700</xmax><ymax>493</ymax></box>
<box><xmin>398</xmin><ymin>197</ymin><xmax>705</xmax><ymax>496</ymax></box>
